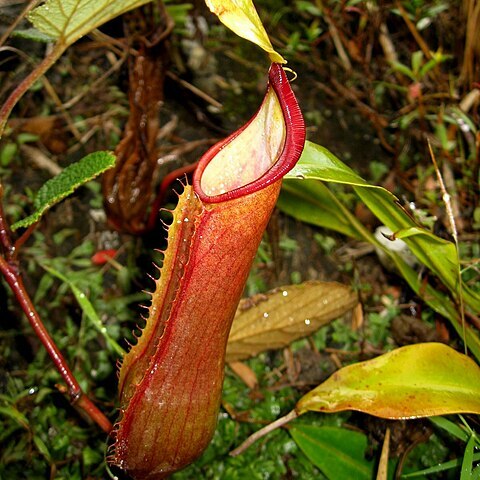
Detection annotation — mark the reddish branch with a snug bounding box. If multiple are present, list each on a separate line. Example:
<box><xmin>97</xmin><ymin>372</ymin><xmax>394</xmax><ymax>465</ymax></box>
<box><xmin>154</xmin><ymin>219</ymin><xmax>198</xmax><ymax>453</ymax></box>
<box><xmin>0</xmin><ymin>44</ymin><xmax>65</xmax><ymax>138</ymax></box>
<box><xmin>0</xmin><ymin>191</ymin><xmax>112</xmax><ymax>434</ymax></box>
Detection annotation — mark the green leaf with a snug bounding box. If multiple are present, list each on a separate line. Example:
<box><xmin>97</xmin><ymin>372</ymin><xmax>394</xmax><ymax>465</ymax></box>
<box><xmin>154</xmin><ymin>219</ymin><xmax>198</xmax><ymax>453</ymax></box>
<box><xmin>289</xmin><ymin>425</ymin><xmax>375</xmax><ymax>480</ymax></box>
<box><xmin>449</xmin><ymin>106</ymin><xmax>477</xmax><ymax>135</ymax></box>
<box><xmin>11</xmin><ymin>151</ymin><xmax>115</xmax><ymax>230</ymax></box>
<box><xmin>33</xmin><ymin>435</ymin><xmax>52</xmax><ymax>462</ymax></box>
<box><xmin>288</xmin><ymin>142</ymin><xmax>459</xmax><ymax>289</ymax></box>
<box><xmin>411</xmin><ymin>51</ymin><xmax>424</xmax><ymax>76</ymax></box>
<box><xmin>461</xmin><ymin>434</ymin><xmax>476</xmax><ymax>480</ymax></box>
<box><xmin>283</xmin><ymin>141</ymin><xmax>480</xmax><ymax>360</ymax></box>
<box><xmin>296</xmin><ymin>343</ymin><xmax>480</xmax><ymax>419</ymax></box>
<box><xmin>0</xmin><ymin>1</ymin><xmax>154</xmax><ymax>138</ymax></box>
<box><xmin>287</xmin><ymin>142</ymin><xmax>370</xmax><ymax>187</ymax></box>
<box><xmin>279</xmin><ymin>180</ymin><xmax>366</xmax><ymax>240</ymax></box>
<box><xmin>352</xmin><ymin>187</ymin><xmax>468</xmax><ymax>302</ymax></box>
<box><xmin>390</xmin><ymin>61</ymin><xmax>416</xmax><ymax>82</ymax></box>
<box><xmin>280</xmin><ymin>178</ymin><xmax>480</xmax><ymax>361</ymax></box>
<box><xmin>473</xmin><ymin>464</ymin><xmax>480</xmax><ymax>480</ymax></box>
<box><xmin>28</xmin><ymin>0</ymin><xmax>153</xmax><ymax>47</ymax></box>
<box><xmin>41</xmin><ymin>265</ymin><xmax>125</xmax><ymax>357</ymax></box>
<box><xmin>392</xmin><ymin>258</ymin><xmax>480</xmax><ymax>362</ymax></box>
<box><xmin>0</xmin><ymin>142</ymin><xmax>17</xmax><ymax>166</ymax></box>
<box><xmin>418</xmin><ymin>57</ymin><xmax>438</xmax><ymax>79</ymax></box>
<box><xmin>419</xmin><ymin>52</ymin><xmax>451</xmax><ymax>79</ymax></box>
<box><xmin>11</xmin><ymin>27</ymin><xmax>56</xmax><ymax>43</ymax></box>
<box><xmin>82</xmin><ymin>445</ymin><xmax>102</xmax><ymax>467</ymax></box>
<box><xmin>0</xmin><ymin>406</ymin><xmax>30</xmax><ymax>430</ymax></box>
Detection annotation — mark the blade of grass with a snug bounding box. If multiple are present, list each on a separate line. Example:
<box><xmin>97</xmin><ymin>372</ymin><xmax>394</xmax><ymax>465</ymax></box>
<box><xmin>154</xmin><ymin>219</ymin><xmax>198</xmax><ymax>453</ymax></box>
<box><xmin>42</xmin><ymin>265</ymin><xmax>125</xmax><ymax>357</ymax></box>
<box><xmin>429</xmin><ymin>416</ymin><xmax>469</xmax><ymax>443</ymax></box>
<box><xmin>460</xmin><ymin>434</ymin><xmax>476</xmax><ymax>480</ymax></box>
<box><xmin>402</xmin><ymin>452</ymin><xmax>480</xmax><ymax>478</ymax></box>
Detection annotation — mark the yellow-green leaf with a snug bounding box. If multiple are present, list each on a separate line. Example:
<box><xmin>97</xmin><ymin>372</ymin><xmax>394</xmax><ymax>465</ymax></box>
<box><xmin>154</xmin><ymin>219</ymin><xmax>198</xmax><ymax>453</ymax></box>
<box><xmin>205</xmin><ymin>0</ymin><xmax>286</xmax><ymax>63</ymax></box>
<box><xmin>28</xmin><ymin>0</ymin><xmax>152</xmax><ymax>47</ymax></box>
<box><xmin>226</xmin><ymin>281</ymin><xmax>358</xmax><ymax>362</ymax></box>
<box><xmin>297</xmin><ymin>343</ymin><xmax>480</xmax><ymax>418</ymax></box>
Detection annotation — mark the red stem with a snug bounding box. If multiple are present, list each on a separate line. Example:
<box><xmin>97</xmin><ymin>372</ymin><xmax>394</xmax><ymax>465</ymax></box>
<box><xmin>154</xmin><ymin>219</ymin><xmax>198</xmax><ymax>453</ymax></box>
<box><xmin>146</xmin><ymin>161</ymin><xmax>198</xmax><ymax>231</ymax></box>
<box><xmin>13</xmin><ymin>222</ymin><xmax>38</xmax><ymax>258</ymax></box>
<box><xmin>0</xmin><ymin>44</ymin><xmax>64</xmax><ymax>138</ymax></box>
<box><xmin>0</xmin><ymin>38</ymin><xmax>113</xmax><ymax>433</ymax></box>
<box><xmin>0</xmin><ymin>185</ymin><xmax>14</xmax><ymax>258</ymax></box>
<box><xmin>0</xmin><ymin>255</ymin><xmax>112</xmax><ymax>433</ymax></box>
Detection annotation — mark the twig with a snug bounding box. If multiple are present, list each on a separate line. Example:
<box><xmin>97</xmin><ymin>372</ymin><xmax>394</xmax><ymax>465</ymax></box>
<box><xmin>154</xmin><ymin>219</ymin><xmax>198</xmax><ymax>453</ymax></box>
<box><xmin>324</xmin><ymin>13</ymin><xmax>352</xmax><ymax>71</ymax></box>
<box><xmin>459</xmin><ymin>0</ymin><xmax>480</xmax><ymax>86</ymax></box>
<box><xmin>20</xmin><ymin>144</ymin><xmax>63</xmax><ymax>176</ymax></box>
<box><xmin>41</xmin><ymin>77</ymin><xmax>83</xmax><ymax>141</ymax></box>
<box><xmin>378</xmin><ymin>23</ymin><xmax>398</xmax><ymax>65</ymax></box>
<box><xmin>13</xmin><ymin>222</ymin><xmax>38</xmax><ymax>255</ymax></box>
<box><xmin>395</xmin><ymin>2</ymin><xmax>432</xmax><ymax>60</ymax></box>
<box><xmin>376</xmin><ymin>427</ymin><xmax>390</xmax><ymax>480</ymax></box>
<box><xmin>0</xmin><ymin>44</ymin><xmax>65</xmax><ymax>137</ymax></box>
<box><xmin>229</xmin><ymin>409</ymin><xmax>298</xmax><ymax>456</ymax></box>
<box><xmin>0</xmin><ymin>45</ymin><xmax>82</xmax><ymax>140</ymax></box>
<box><xmin>0</xmin><ymin>185</ymin><xmax>14</xmax><ymax>258</ymax></box>
<box><xmin>61</xmin><ymin>51</ymin><xmax>128</xmax><ymax>110</ymax></box>
<box><xmin>166</xmin><ymin>70</ymin><xmax>223</xmax><ymax>109</ymax></box>
<box><xmin>428</xmin><ymin>141</ymin><xmax>466</xmax><ymax>354</ymax></box>
<box><xmin>0</xmin><ymin>0</ymin><xmax>41</xmax><ymax>49</ymax></box>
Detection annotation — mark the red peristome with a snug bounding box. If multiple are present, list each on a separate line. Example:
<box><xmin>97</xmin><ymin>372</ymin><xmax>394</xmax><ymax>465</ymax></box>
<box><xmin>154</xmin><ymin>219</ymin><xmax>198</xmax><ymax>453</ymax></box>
<box><xmin>193</xmin><ymin>63</ymin><xmax>305</xmax><ymax>203</ymax></box>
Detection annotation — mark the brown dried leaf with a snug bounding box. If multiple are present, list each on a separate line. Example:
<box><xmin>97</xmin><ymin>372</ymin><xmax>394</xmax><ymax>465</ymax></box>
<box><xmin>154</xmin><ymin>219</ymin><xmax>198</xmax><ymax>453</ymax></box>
<box><xmin>226</xmin><ymin>281</ymin><xmax>358</xmax><ymax>362</ymax></box>
<box><xmin>228</xmin><ymin>361</ymin><xmax>258</xmax><ymax>389</ymax></box>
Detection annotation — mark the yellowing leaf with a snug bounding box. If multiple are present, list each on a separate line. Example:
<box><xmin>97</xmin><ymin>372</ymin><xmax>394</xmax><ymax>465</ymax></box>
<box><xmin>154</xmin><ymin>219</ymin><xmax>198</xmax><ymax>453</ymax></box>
<box><xmin>28</xmin><ymin>0</ymin><xmax>152</xmax><ymax>46</ymax></box>
<box><xmin>297</xmin><ymin>343</ymin><xmax>480</xmax><ymax>418</ymax></box>
<box><xmin>205</xmin><ymin>0</ymin><xmax>286</xmax><ymax>64</ymax></box>
<box><xmin>226</xmin><ymin>281</ymin><xmax>358</xmax><ymax>362</ymax></box>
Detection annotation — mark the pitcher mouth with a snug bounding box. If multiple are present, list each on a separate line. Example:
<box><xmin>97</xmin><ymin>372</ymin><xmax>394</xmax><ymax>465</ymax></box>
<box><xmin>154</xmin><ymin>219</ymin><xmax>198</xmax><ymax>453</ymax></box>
<box><xmin>193</xmin><ymin>63</ymin><xmax>305</xmax><ymax>203</ymax></box>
